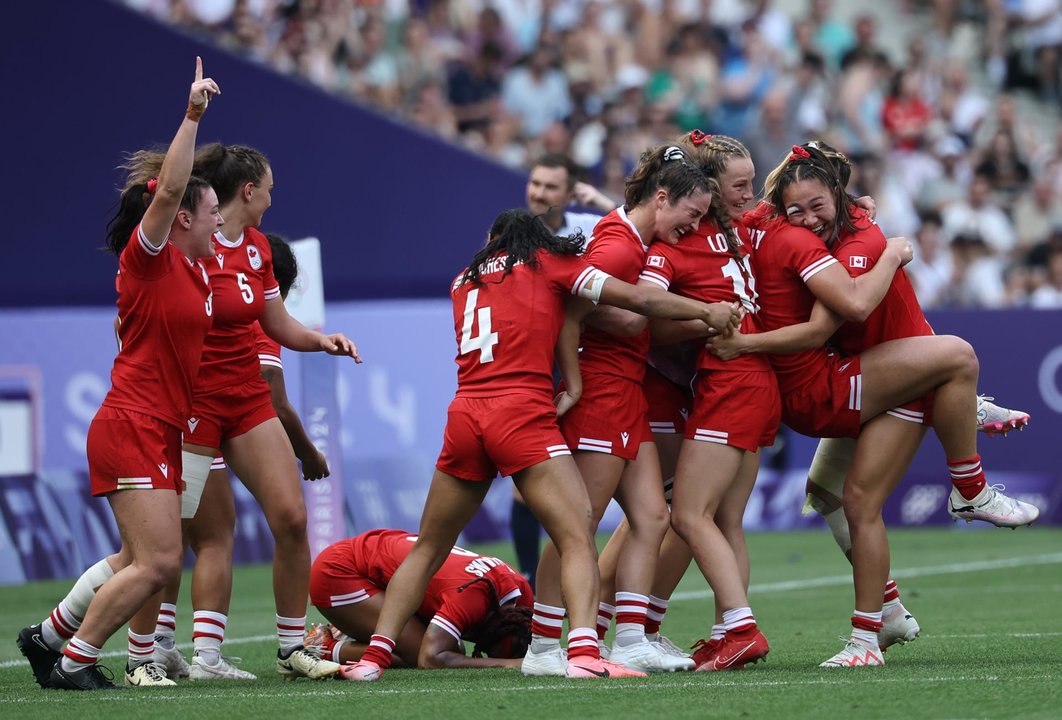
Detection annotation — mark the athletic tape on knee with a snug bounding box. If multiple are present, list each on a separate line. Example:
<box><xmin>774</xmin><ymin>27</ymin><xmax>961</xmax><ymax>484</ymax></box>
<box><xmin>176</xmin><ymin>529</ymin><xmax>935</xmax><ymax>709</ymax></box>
<box><xmin>803</xmin><ymin>437</ymin><xmax>856</xmax><ymax>516</ymax></box>
<box><xmin>823</xmin><ymin>507</ymin><xmax>852</xmax><ymax>554</ymax></box>
<box><xmin>181</xmin><ymin>451</ymin><xmax>214</xmax><ymax>519</ymax></box>
<box><xmin>67</xmin><ymin>558</ymin><xmax>117</xmax><ymax>615</ymax></box>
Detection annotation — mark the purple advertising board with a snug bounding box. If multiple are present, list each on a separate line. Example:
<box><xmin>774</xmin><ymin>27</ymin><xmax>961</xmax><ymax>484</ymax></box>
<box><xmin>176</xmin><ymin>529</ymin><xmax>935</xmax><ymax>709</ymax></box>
<box><xmin>0</xmin><ymin>304</ymin><xmax>1059</xmax><ymax>584</ymax></box>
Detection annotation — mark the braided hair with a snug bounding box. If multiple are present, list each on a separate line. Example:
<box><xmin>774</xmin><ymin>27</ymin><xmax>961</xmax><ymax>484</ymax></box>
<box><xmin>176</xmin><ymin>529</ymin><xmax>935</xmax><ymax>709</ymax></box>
<box><xmin>456</xmin><ymin>577</ymin><xmax>532</xmax><ymax>659</ymax></box>
<box><xmin>676</xmin><ymin>130</ymin><xmax>750</xmax><ymax>256</ymax></box>
<box><xmin>459</xmin><ymin>208</ymin><xmax>583</xmax><ymax>287</ymax></box>
<box><xmin>762</xmin><ymin>141</ymin><xmax>860</xmax><ymax>245</ymax></box>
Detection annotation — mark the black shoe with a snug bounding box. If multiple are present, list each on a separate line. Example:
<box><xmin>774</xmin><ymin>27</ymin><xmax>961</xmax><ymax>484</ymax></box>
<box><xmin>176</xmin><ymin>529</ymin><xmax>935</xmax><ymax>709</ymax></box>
<box><xmin>47</xmin><ymin>659</ymin><xmax>122</xmax><ymax>691</ymax></box>
<box><xmin>16</xmin><ymin>625</ymin><xmax>62</xmax><ymax>687</ymax></box>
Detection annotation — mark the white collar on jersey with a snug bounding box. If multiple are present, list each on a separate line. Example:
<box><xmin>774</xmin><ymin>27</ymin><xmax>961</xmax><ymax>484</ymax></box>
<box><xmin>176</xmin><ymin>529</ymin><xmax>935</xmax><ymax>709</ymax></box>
<box><xmin>616</xmin><ymin>206</ymin><xmax>649</xmax><ymax>252</ymax></box>
<box><xmin>213</xmin><ymin>229</ymin><xmax>245</xmax><ymax>248</ymax></box>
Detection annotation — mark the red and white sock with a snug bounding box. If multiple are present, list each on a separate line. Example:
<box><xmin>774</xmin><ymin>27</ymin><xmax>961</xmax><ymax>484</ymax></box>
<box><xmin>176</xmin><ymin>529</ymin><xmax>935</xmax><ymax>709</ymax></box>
<box><xmin>566</xmin><ymin>627</ymin><xmax>600</xmax><ymax>661</ymax></box>
<box><xmin>361</xmin><ymin>634</ymin><xmax>395</xmax><ymax>669</ymax></box>
<box><xmin>42</xmin><ymin>600</ymin><xmax>81</xmax><ymax>651</ymax></box>
<box><xmin>42</xmin><ymin>559</ymin><xmax>114</xmax><ymax>651</ymax></box>
<box><xmin>193</xmin><ymin>610</ymin><xmax>227</xmax><ymax>665</ymax></box>
<box><xmin>645</xmin><ymin>595</ymin><xmax>669</xmax><ymax>636</ymax></box>
<box><xmin>276</xmin><ymin>614</ymin><xmax>306</xmax><ymax>655</ymax></box>
<box><xmin>614</xmin><ymin>591</ymin><xmax>649</xmax><ymax>646</ymax></box>
<box><xmin>851</xmin><ymin>610</ymin><xmax>883</xmax><ymax>647</ymax></box>
<box><xmin>596</xmin><ymin>602</ymin><xmax>615</xmax><ymax>642</ymax></box>
<box><xmin>949</xmin><ymin>456</ymin><xmax>986</xmax><ymax>501</ymax></box>
<box><xmin>127</xmin><ymin>630</ymin><xmax>155</xmax><ymax>669</ymax></box>
<box><xmin>330</xmin><ymin>638</ymin><xmax>348</xmax><ymax>664</ymax></box>
<box><xmin>883</xmin><ymin>579</ymin><xmax>901</xmax><ymax>609</ymax></box>
<box><xmin>722</xmin><ymin>607</ymin><xmax>756</xmax><ymax>634</ymax></box>
<box><xmin>530</xmin><ymin>602</ymin><xmax>565</xmax><ymax>650</ymax></box>
<box><xmin>154</xmin><ymin>602</ymin><xmax>177</xmax><ymax>650</ymax></box>
<box><xmin>61</xmin><ymin>636</ymin><xmax>101</xmax><ymax>672</ymax></box>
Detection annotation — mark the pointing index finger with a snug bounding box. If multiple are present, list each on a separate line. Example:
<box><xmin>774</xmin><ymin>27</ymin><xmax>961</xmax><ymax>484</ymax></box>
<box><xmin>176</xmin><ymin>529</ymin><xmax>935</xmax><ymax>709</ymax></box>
<box><xmin>195</xmin><ymin>56</ymin><xmax>203</xmax><ymax>82</ymax></box>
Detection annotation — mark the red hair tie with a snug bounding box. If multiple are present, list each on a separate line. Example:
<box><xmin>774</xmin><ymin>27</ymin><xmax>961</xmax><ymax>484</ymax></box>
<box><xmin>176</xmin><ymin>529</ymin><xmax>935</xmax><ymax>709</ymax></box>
<box><xmin>789</xmin><ymin>146</ymin><xmax>811</xmax><ymax>160</ymax></box>
<box><xmin>146</xmin><ymin>178</ymin><xmax>159</xmax><ymax>195</ymax></box>
<box><xmin>689</xmin><ymin>129</ymin><xmax>712</xmax><ymax>146</ymax></box>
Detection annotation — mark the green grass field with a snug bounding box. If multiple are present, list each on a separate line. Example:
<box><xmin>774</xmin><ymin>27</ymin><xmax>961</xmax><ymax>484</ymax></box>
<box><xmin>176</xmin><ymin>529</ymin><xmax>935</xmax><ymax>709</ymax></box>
<box><xmin>2</xmin><ymin>528</ymin><xmax>1060</xmax><ymax>720</ymax></box>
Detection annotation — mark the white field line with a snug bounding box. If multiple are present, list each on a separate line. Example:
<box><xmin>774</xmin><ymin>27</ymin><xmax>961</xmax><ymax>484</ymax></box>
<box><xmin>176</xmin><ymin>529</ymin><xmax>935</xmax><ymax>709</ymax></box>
<box><xmin>3</xmin><ymin>552</ymin><xmax>1060</xmax><ymax>671</ymax></box>
<box><xmin>670</xmin><ymin>552</ymin><xmax>1062</xmax><ymax>601</ymax></box>
<box><xmin>3</xmin><ymin>673</ymin><xmax>1061</xmax><ymax>704</ymax></box>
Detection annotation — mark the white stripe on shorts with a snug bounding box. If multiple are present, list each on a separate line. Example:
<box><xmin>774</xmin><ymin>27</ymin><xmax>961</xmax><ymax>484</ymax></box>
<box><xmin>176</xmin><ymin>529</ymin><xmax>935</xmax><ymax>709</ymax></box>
<box><xmin>886</xmin><ymin>407</ymin><xmax>925</xmax><ymax>424</ymax></box>
<box><xmin>649</xmin><ymin>421</ymin><xmax>677</xmax><ymax>434</ymax></box>
<box><xmin>576</xmin><ymin>437</ymin><xmax>613</xmax><ymax>453</ymax></box>
<box><xmin>329</xmin><ymin>589</ymin><xmax>370</xmax><ymax>607</ymax></box>
<box><xmin>849</xmin><ymin>374</ymin><xmax>862</xmax><ymax>411</ymax></box>
<box><xmin>693</xmin><ymin>428</ymin><xmax>728</xmax><ymax>444</ymax></box>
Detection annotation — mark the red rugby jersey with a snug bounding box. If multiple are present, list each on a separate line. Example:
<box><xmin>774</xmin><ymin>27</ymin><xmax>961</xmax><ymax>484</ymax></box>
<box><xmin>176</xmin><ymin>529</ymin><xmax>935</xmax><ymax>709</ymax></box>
<box><xmin>639</xmin><ymin>216</ymin><xmax>769</xmax><ymax>374</ymax></box>
<box><xmin>451</xmin><ymin>248</ymin><xmax>604</xmax><ymax>399</ymax></box>
<box><xmin>104</xmin><ymin>225</ymin><xmax>213</xmax><ymax>428</ymax></box>
<box><xmin>829</xmin><ymin>211</ymin><xmax>934</xmax><ymax>354</ymax></box>
<box><xmin>194</xmin><ymin>226</ymin><xmax>281</xmax><ymax>393</ymax></box>
<box><xmin>578</xmin><ymin>207</ymin><xmax>651</xmax><ymax>383</ymax></box>
<box><xmin>743</xmin><ymin>203</ymin><xmax>839</xmax><ymax>391</ymax></box>
<box><xmin>348</xmin><ymin>529</ymin><xmax>532</xmax><ymax>643</ymax></box>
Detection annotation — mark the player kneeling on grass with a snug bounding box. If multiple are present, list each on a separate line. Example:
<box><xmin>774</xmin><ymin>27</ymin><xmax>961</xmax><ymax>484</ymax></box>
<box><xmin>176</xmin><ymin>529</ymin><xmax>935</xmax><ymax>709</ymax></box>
<box><xmin>308</xmin><ymin>529</ymin><xmax>532</xmax><ymax>670</ymax></box>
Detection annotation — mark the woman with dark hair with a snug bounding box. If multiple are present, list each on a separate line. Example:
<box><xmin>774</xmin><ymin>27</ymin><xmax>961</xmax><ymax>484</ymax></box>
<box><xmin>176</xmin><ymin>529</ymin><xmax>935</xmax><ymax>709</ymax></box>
<box><xmin>530</xmin><ymin>144</ymin><xmax>722</xmax><ymax>676</ymax></box>
<box><xmin>710</xmin><ymin>141</ymin><xmax>1039</xmax><ymax>667</ymax></box>
<box><xmin>341</xmin><ymin>207</ymin><xmax>741</xmax><ymax>682</ymax></box>
<box><xmin>18</xmin><ymin>58</ymin><xmax>221</xmax><ymax>691</ymax></box>
<box><xmin>110</xmin><ymin>140</ymin><xmax>361</xmax><ymax>680</ymax></box>
<box><xmin>308</xmin><ymin>529</ymin><xmax>533</xmax><ymax>668</ymax></box>
<box><xmin>147</xmin><ymin>232</ymin><xmax>332</xmax><ymax>681</ymax></box>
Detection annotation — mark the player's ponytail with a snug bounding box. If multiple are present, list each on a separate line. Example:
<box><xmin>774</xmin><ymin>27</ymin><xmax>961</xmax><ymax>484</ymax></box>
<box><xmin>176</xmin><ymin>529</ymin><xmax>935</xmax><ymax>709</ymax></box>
<box><xmin>195</xmin><ymin>143</ymin><xmax>269</xmax><ymax>205</ymax></box>
<box><xmin>624</xmin><ymin>144</ymin><xmax>712</xmax><ymax>211</ymax></box>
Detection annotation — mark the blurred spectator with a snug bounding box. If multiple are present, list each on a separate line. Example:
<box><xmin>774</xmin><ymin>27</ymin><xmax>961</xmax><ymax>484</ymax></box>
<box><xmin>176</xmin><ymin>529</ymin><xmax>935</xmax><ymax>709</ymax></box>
<box><xmin>906</xmin><ymin>211</ymin><xmax>953</xmax><ymax>308</ymax></box>
<box><xmin>941</xmin><ymin>173</ymin><xmax>1018</xmax><ymax>255</ymax></box>
<box><xmin>1007</xmin><ymin>0</ymin><xmax>1062</xmax><ymax>104</ymax></box>
<box><xmin>806</xmin><ymin>0</ymin><xmax>855</xmax><ymax>68</ymax></box>
<box><xmin>883</xmin><ymin>68</ymin><xmax>932</xmax><ymax>152</ymax></box>
<box><xmin>936</xmin><ymin>61</ymin><xmax>989</xmax><ymax>147</ymax></box>
<box><xmin>746</xmin><ymin>88</ymin><xmax>798</xmax><ymax>182</ymax></box>
<box><xmin>714</xmin><ymin>24</ymin><xmax>777</xmax><ymax>138</ymax></box>
<box><xmin>1029</xmin><ymin>247</ymin><xmax>1062</xmax><ymax>307</ymax></box>
<box><xmin>448</xmin><ymin>40</ymin><xmax>503</xmax><ymax>135</ymax></box>
<box><xmin>644</xmin><ymin>24</ymin><xmax>720</xmax><ymax>132</ymax></box>
<box><xmin>1011</xmin><ymin>176</ymin><xmax>1062</xmax><ymax>249</ymax></box>
<box><xmin>851</xmin><ymin>153</ymin><xmax>919</xmax><ymax>239</ymax></box>
<box><xmin>975</xmin><ymin>130</ymin><xmax>1032</xmax><ymax>204</ymax></box>
<box><xmin>832</xmin><ymin>46</ymin><xmax>889</xmax><ymax>155</ymax></box>
<box><xmin>839</xmin><ymin>13</ymin><xmax>884</xmax><ymax>70</ymax></box>
<box><xmin>919</xmin><ymin>134</ymin><xmax>973</xmax><ymax>212</ymax></box>
<box><xmin>501</xmin><ymin>45</ymin><xmax>572</xmax><ymax>138</ymax></box>
<box><xmin>949</xmin><ymin>232</ymin><xmax>1008</xmax><ymax>307</ymax></box>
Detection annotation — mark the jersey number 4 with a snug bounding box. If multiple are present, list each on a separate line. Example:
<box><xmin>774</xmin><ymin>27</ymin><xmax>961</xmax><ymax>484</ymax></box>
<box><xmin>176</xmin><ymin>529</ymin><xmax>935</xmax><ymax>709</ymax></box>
<box><xmin>459</xmin><ymin>289</ymin><xmax>499</xmax><ymax>364</ymax></box>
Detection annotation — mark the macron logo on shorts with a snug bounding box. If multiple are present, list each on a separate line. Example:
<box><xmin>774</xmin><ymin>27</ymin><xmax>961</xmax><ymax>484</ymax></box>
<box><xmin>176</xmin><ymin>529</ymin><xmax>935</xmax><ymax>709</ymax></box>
<box><xmin>620</xmin><ymin>432</ymin><xmax>630</xmax><ymax>447</ymax></box>
<box><xmin>188</xmin><ymin>417</ymin><xmax>200</xmax><ymax>433</ymax></box>
<box><xmin>158</xmin><ymin>463</ymin><xmax>168</xmax><ymax>477</ymax></box>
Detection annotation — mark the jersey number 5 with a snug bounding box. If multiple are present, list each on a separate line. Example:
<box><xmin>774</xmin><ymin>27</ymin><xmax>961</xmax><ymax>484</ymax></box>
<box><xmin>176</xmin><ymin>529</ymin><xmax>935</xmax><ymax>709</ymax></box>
<box><xmin>459</xmin><ymin>289</ymin><xmax>499</xmax><ymax>364</ymax></box>
<box><xmin>236</xmin><ymin>272</ymin><xmax>255</xmax><ymax>304</ymax></box>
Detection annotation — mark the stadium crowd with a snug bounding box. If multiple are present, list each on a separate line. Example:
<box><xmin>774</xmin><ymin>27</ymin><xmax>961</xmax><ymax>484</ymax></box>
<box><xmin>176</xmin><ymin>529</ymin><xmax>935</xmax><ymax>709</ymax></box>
<box><xmin>122</xmin><ymin>0</ymin><xmax>1062</xmax><ymax>309</ymax></box>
